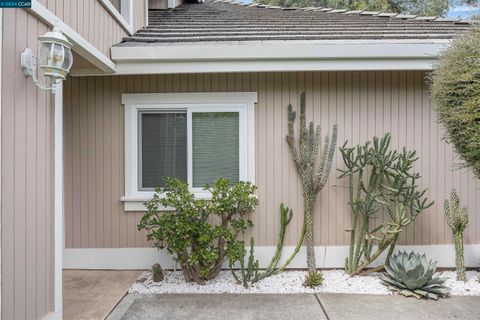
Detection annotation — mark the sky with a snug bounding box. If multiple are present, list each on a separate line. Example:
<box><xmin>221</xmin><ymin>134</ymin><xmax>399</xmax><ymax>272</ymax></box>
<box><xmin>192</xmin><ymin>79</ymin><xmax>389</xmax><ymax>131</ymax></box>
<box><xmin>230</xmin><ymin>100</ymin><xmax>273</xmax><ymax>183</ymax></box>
<box><xmin>239</xmin><ymin>0</ymin><xmax>480</xmax><ymax>19</ymax></box>
<box><xmin>448</xmin><ymin>4</ymin><xmax>480</xmax><ymax>18</ymax></box>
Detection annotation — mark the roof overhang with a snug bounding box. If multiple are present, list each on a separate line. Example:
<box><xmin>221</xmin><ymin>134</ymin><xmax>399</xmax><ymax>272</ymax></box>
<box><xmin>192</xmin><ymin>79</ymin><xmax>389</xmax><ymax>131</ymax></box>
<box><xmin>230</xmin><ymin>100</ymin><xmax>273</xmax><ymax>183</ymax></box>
<box><xmin>107</xmin><ymin>39</ymin><xmax>451</xmax><ymax>75</ymax></box>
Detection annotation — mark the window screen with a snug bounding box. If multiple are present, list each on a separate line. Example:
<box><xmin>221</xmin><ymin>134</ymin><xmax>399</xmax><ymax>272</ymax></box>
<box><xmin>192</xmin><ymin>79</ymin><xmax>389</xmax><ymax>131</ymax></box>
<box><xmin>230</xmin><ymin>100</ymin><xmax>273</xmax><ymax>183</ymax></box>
<box><xmin>192</xmin><ymin>112</ymin><xmax>239</xmax><ymax>187</ymax></box>
<box><xmin>139</xmin><ymin>112</ymin><xmax>187</xmax><ymax>189</ymax></box>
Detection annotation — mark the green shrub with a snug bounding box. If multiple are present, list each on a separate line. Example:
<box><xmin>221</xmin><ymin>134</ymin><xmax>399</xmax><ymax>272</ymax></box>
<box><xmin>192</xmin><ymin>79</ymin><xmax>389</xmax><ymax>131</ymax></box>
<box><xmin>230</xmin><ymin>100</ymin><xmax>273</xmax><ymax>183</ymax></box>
<box><xmin>430</xmin><ymin>28</ymin><xmax>480</xmax><ymax>179</ymax></box>
<box><xmin>138</xmin><ymin>178</ymin><xmax>257</xmax><ymax>284</ymax></box>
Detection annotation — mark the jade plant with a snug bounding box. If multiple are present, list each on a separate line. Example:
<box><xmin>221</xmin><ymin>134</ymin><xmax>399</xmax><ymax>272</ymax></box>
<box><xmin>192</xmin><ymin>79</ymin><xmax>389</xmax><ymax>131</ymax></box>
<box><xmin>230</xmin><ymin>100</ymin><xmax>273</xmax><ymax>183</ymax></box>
<box><xmin>381</xmin><ymin>251</ymin><xmax>450</xmax><ymax>300</ymax></box>
<box><xmin>138</xmin><ymin>178</ymin><xmax>257</xmax><ymax>284</ymax></box>
<box><xmin>286</xmin><ymin>92</ymin><xmax>338</xmax><ymax>286</ymax></box>
<box><xmin>229</xmin><ymin>204</ymin><xmax>294</xmax><ymax>288</ymax></box>
<box><xmin>339</xmin><ymin>133</ymin><xmax>433</xmax><ymax>276</ymax></box>
<box><xmin>444</xmin><ymin>189</ymin><xmax>469</xmax><ymax>281</ymax></box>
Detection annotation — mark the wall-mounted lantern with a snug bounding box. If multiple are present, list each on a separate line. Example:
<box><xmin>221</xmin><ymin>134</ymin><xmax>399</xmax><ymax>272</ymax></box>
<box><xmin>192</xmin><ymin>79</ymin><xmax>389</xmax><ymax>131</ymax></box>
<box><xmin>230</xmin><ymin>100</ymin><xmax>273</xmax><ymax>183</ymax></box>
<box><xmin>20</xmin><ymin>25</ymin><xmax>73</xmax><ymax>93</ymax></box>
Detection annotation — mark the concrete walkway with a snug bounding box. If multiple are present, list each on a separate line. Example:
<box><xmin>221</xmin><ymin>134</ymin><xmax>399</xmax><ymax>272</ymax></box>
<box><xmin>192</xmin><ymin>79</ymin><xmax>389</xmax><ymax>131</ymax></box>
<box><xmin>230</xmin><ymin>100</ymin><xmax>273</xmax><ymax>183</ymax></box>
<box><xmin>107</xmin><ymin>293</ymin><xmax>480</xmax><ymax>320</ymax></box>
<box><xmin>63</xmin><ymin>270</ymin><xmax>142</xmax><ymax>320</ymax></box>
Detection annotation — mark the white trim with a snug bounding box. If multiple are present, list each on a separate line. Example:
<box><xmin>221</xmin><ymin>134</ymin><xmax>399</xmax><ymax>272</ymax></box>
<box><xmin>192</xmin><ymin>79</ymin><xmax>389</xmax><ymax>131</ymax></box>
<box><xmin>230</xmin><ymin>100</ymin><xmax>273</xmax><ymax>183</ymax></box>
<box><xmin>28</xmin><ymin>0</ymin><xmax>116</xmax><ymax>74</ymax></box>
<box><xmin>112</xmin><ymin>59</ymin><xmax>437</xmax><ymax>75</ymax></box>
<box><xmin>41</xmin><ymin>310</ymin><xmax>62</xmax><ymax>320</ymax></box>
<box><xmin>109</xmin><ymin>40</ymin><xmax>449</xmax><ymax>74</ymax></box>
<box><xmin>63</xmin><ymin>245</ymin><xmax>480</xmax><ymax>270</ymax></box>
<box><xmin>168</xmin><ymin>0</ymin><xmax>176</xmax><ymax>8</ymax></box>
<box><xmin>54</xmin><ymin>82</ymin><xmax>63</xmax><ymax>314</ymax></box>
<box><xmin>122</xmin><ymin>92</ymin><xmax>257</xmax><ymax>211</ymax></box>
<box><xmin>121</xmin><ymin>0</ymin><xmax>134</xmax><ymax>28</ymax></box>
<box><xmin>112</xmin><ymin>40</ymin><xmax>450</xmax><ymax>61</ymax></box>
<box><xmin>98</xmin><ymin>0</ymin><xmax>133</xmax><ymax>35</ymax></box>
<box><xmin>0</xmin><ymin>8</ymin><xmax>3</xmax><ymax>316</ymax></box>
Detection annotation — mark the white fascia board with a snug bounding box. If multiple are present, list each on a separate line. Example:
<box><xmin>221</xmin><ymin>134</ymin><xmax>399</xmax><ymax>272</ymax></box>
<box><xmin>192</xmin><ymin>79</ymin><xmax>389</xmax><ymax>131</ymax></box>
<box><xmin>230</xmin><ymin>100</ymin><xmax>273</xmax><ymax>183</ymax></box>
<box><xmin>111</xmin><ymin>40</ymin><xmax>450</xmax><ymax>61</ymax></box>
<box><xmin>112</xmin><ymin>58</ymin><xmax>436</xmax><ymax>75</ymax></box>
<box><xmin>28</xmin><ymin>0</ymin><xmax>116</xmax><ymax>74</ymax></box>
<box><xmin>109</xmin><ymin>40</ymin><xmax>449</xmax><ymax>74</ymax></box>
<box><xmin>98</xmin><ymin>0</ymin><xmax>133</xmax><ymax>35</ymax></box>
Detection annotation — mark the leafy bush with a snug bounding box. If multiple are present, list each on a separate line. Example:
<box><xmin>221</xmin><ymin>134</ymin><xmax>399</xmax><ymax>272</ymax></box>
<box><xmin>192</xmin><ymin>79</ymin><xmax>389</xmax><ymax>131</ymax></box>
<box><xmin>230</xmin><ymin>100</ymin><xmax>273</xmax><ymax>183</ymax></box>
<box><xmin>339</xmin><ymin>133</ymin><xmax>433</xmax><ymax>276</ymax></box>
<box><xmin>138</xmin><ymin>178</ymin><xmax>257</xmax><ymax>284</ymax></box>
<box><xmin>381</xmin><ymin>251</ymin><xmax>450</xmax><ymax>300</ymax></box>
<box><xmin>430</xmin><ymin>29</ymin><xmax>480</xmax><ymax>179</ymax></box>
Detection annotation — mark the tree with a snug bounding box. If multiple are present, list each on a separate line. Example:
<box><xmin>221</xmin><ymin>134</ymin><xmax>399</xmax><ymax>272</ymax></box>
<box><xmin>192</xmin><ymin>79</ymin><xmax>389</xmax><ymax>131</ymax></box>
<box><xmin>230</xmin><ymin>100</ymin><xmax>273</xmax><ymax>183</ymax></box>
<box><xmin>430</xmin><ymin>29</ymin><xmax>480</xmax><ymax>179</ymax></box>
<box><xmin>255</xmin><ymin>0</ymin><xmax>452</xmax><ymax>17</ymax></box>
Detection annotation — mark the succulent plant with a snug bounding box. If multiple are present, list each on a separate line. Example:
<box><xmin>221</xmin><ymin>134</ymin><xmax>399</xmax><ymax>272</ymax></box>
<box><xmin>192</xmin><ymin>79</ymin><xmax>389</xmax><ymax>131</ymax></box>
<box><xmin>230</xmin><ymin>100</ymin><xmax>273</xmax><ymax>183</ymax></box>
<box><xmin>303</xmin><ymin>270</ymin><xmax>324</xmax><ymax>288</ymax></box>
<box><xmin>380</xmin><ymin>251</ymin><xmax>450</xmax><ymax>300</ymax></box>
<box><xmin>444</xmin><ymin>189</ymin><xmax>468</xmax><ymax>281</ymax></box>
<box><xmin>152</xmin><ymin>263</ymin><xmax>164</xmax><ymax>282</ymax></box>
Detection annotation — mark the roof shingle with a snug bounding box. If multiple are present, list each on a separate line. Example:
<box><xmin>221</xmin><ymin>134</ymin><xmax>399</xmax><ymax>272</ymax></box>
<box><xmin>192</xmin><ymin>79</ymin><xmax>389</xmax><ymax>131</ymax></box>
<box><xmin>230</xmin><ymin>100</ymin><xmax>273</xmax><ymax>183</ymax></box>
<box><xmin>118</xmin><ymin>0</ymin><xmax>472</xmax><ymax>45</ymax></box>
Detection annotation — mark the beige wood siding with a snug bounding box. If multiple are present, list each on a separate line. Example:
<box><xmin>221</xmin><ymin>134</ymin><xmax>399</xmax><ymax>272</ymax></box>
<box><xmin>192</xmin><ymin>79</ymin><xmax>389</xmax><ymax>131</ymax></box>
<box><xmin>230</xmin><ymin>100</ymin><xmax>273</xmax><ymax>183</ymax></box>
<box><xmin>36</xmin><ymin>0</ymin><xmax>147</xmax><ymax>57</ymax></box>
<box><xmin>2</xmin><ymin>9</ymin><xmax>55</xmax><ymax>320</ymax></box>
<box><xmin>63</xmin><ymin>72</ymin><xmax>480</xmax><ymax>249</ymax></box>
<box><xmin>133</xmin><ymin>0</ymin><xmax>147</xmax><ymax>32</ymax></box>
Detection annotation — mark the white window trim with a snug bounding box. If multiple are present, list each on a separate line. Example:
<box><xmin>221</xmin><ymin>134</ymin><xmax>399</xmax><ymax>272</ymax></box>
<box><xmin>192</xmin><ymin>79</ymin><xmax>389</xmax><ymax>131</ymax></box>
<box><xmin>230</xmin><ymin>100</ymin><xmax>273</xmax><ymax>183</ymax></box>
<box><xmin>98</xmin><ymin>0</ymin><xmax>134</xmax><ymax>35</ymax></box>
<box><xmin>121</xmin><ymin>92</ymin><xmax>257</xmax><ymax>211</ymax></box>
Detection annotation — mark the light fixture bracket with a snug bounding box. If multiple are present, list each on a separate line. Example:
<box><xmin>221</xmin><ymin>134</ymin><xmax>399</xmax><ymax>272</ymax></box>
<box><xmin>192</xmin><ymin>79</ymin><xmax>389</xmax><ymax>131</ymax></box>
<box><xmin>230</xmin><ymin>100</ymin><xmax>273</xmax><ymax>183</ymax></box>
<box><xmin>21</xmin><ymin>48</ymin><xmax>36</xmax><ymax>79</ymax></box>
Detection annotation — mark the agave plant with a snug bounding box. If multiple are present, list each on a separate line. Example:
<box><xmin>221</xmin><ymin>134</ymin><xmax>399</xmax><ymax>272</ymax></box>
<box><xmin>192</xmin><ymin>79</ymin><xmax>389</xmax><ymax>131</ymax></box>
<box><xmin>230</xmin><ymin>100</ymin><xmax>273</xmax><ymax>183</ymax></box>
<box><xmin>380</xmin><ymin>251</ymin><xmax>450</xmax><ymax>300</ymax></box>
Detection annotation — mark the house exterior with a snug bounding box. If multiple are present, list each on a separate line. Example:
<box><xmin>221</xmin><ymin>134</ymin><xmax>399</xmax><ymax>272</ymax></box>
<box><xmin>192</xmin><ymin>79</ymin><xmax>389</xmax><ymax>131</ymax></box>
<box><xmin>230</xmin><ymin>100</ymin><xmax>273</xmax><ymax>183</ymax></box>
<box><xmin>1</xmin><ymin>0</ymin><xmax>478</xmax><ymax>319</ymax></box>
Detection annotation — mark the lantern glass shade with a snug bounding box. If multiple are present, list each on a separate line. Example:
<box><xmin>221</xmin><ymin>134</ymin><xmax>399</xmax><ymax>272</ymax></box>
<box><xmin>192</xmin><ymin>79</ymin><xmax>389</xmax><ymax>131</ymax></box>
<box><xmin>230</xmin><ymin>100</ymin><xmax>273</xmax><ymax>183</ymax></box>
<box><xmin>38</xmin><ymin>40</ymin><xmax>73</xmax><ymax>81</ymax></box>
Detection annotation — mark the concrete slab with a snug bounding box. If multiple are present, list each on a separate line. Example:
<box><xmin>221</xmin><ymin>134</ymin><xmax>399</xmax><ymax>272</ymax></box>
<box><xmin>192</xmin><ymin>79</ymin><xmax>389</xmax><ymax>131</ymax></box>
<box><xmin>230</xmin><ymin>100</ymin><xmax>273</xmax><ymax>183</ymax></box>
<box><xmin>63</xmin><ymin>270</ymin><xmax>141</xmax><ymax>320</ymax></box>
<box><xmin>318</xmin><ymin>293</ymin><xmax>480</xmax><ymax>320</ymax></box>
<box><xmin>107</xmin><ymin>294</ymin><xmax>327</xmax><ymax>320</ymax></box>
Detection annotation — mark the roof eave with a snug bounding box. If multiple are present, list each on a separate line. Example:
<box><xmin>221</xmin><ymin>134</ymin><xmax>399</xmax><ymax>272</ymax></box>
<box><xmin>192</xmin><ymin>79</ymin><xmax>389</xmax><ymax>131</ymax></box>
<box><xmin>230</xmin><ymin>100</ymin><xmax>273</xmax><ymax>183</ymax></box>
<box><xmin>71</xmin><ymin>39</ymin><xmax>452</xmax><ymax>76</ymax></box>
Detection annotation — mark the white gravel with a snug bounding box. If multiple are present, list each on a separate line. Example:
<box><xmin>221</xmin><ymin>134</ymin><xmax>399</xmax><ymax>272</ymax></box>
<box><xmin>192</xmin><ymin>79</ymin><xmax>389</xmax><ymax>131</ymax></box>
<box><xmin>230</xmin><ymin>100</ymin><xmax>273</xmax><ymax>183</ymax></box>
<box><xmin>130</xmin><ymin>269</ymin><xmax>480</xmax><ymax>296</ymax></box>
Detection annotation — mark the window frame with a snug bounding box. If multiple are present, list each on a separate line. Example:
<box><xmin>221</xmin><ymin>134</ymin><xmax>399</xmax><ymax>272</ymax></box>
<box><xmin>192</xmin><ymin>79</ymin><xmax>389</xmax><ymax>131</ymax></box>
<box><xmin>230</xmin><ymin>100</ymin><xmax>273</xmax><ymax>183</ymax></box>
<box><xmin>122</xmin><ymin>92</ymin><xmax>257</xmax><ymax>211</ymax></box>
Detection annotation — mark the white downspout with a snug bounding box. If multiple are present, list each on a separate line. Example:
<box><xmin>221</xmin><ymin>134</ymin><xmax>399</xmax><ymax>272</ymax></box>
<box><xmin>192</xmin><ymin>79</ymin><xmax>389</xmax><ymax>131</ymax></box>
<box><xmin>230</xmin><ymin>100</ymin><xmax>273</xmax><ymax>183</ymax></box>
<box><xmin>0</xmin><ymin>8</ymin><xmax>3</xmax><ymax>318</ymax></box>
<box><xmin>54</xmin><ymin>81</ymin><xmax>63</xmax><ymax>316</ymax></box>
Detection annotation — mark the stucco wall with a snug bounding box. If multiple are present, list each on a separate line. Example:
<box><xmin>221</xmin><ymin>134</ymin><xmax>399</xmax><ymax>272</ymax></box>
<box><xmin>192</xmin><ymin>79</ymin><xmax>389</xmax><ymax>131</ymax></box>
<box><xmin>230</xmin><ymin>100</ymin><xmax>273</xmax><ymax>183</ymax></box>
<box><xmin>63</xmin><ymin>72</ymin><xmax>480</xmax><ymax>250</ymax></box>
<box><xmin>1</xmin><ymin>9</ymin><xmax>55</xmax><ymax>320</ymax></box>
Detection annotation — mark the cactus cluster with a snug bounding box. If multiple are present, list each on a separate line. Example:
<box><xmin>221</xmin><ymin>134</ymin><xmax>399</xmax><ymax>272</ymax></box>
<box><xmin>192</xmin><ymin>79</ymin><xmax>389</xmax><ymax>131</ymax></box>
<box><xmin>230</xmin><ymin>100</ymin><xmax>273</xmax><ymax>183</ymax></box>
<box><xmin>286</xmin><ymin>92</ymin><xmax>338</xmax><ymax>285</ymax></box>
<box><xmin>381</xmin><ymin>251</ymin><xmax>450</xmax><ymax>300</ymax></box>
<box><xmin>231</xmin><ymin>204</ymin><xmax>294</xmax><ymax>288</ymax></box>
<box><xmin>444</xmin><ymin>189</ymin><xmax>469</xmax><ymax>281</ymax></box>
<box><xmin>339</xmin><ymin>134</ymin><xmax>433</xmax><ymax>276</ymax></box>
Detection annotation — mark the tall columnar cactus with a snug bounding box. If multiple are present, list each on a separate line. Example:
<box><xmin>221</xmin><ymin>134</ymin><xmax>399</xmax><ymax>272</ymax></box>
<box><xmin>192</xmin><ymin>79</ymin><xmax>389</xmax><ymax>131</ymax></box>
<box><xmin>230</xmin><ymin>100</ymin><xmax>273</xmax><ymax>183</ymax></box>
<box><xmin>286</xmin><ymin>92</ymin><xmax>338</xmax><ymax>281</ymax></box>
<box><xmin>444</xmin><ymin>189</ymin><xmax>469</xmax><ymax>282</ymax></box>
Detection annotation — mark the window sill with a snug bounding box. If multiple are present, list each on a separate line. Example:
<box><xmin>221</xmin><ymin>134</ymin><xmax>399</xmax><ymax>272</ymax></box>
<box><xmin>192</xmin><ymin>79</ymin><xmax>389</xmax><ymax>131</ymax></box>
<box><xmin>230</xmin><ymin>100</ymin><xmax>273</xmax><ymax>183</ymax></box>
<box><xmin>121</xmin><ymin>192</ymin><xmax>213</xmax><ymax>212</ymax></box>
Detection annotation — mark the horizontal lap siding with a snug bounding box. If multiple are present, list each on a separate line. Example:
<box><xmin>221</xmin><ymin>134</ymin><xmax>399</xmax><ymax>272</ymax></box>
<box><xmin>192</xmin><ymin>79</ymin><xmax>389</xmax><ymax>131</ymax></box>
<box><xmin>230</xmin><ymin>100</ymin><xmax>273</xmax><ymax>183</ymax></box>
<box><xmin>63</xmin><ymin>72</ymin><xmax>480</xmax><ymax>249</ymax></box>
<box><xmin>1</xmin><ymin>9</ymin><xmax>55</xmax><ymax>320</ymax></box>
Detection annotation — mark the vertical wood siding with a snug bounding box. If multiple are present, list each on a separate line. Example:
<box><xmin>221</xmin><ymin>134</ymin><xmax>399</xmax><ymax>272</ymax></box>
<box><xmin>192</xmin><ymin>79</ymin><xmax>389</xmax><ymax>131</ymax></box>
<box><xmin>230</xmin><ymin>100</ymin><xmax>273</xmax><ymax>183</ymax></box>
<box><xmin>36</xmin><ymin>0</ymin><xmax>148</xmax><ymax>57</ymax></box>
<box><xmin>2</xmin><ymin>9</ymin><xmax>55</xmax><ymax>320</ymax></box>
<box><xmin>63</xmin><ymin>72</ymin><xmax>480</xmax><ymax>249</ymax></box>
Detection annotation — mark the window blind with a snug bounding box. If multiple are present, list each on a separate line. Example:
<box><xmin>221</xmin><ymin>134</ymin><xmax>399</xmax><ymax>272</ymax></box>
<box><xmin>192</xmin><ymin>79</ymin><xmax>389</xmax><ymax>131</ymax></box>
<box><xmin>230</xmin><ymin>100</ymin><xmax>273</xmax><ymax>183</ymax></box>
<box><xmin>140</xmin><ymin>112</ymin><xmax>187</xmax><ymax>189</ymax></box>
<box><xmin>192</xmin><ymin>112</ymin><xmax>239</xmax><ymax>187</ymax></box>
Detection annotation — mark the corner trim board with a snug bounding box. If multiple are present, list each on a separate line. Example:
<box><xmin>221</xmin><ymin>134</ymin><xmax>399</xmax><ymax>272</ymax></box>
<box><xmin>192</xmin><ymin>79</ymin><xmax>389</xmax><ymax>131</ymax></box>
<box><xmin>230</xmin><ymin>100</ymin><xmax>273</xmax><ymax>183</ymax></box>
<box><xmin>63</xmin><ymin>245</ymin><xmax>480</xmax><ymax>270</ymax></box>
<box><xmin>28</xmin><ymin>0</ymin><xmax>116</xmax><ymax>74</ymax></box>
<box><xmin>98</xmin><ymin>0</ymin><xmax>134</xmax><ymax>35</ymax></box>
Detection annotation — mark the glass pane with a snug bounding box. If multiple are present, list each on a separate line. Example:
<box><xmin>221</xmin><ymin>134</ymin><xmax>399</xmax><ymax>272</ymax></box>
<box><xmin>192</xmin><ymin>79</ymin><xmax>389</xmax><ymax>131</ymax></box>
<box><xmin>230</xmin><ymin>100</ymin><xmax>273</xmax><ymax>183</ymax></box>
<box><xmin>192</xmin><ymin>112</ymin><xmax>239</xmax><ymax>187</ymax></box>
<box><xmin>140</xmin><ymin>112</ymin><xmax>187</xmax><ymax>189</ymax></box>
